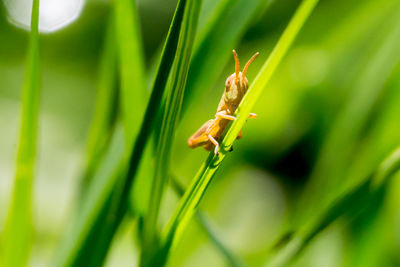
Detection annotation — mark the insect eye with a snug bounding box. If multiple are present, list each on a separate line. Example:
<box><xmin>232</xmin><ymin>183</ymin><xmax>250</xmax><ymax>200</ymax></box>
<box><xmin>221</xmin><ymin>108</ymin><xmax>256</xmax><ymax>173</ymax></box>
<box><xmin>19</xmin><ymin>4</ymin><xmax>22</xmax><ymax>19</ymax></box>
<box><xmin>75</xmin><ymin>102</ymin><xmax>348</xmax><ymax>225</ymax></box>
<box><xmin>225</xmin><ymin>80</ymin><xmax>231</xmax><ymax>88</ymax></box>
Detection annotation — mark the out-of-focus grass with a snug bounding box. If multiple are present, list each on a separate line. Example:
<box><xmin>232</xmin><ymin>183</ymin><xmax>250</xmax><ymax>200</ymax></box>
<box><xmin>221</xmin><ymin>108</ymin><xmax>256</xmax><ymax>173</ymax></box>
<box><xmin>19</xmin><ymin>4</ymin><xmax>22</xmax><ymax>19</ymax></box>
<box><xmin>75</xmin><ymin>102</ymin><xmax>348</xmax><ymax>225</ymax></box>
<box><xmin>54</xmin><ymin>0</ymin><xmax>148</xmax><ymax>264</ymax></box>
<box><xmin>295</xmin><ymin>4</ymin><xmax>400</xmax><ymax>233</ymax></box>
<box><xmin>1</xmin><ymin>0</ymin><xmax>40</xmax><ymax>266</ymax></box>
<box><xmin>115</xmin><ymin>0</ymin><xmax>147</xmax><ymax>144</ymax></box>
<box><xmin>81</xmin><ymin>16</ymin><xmax>118</xmax><ymax>192</ymax></box>
<box><xmin>264</xmin><ymin>146</ymin><xmax>400</xmax><ymax>267</ymax></box>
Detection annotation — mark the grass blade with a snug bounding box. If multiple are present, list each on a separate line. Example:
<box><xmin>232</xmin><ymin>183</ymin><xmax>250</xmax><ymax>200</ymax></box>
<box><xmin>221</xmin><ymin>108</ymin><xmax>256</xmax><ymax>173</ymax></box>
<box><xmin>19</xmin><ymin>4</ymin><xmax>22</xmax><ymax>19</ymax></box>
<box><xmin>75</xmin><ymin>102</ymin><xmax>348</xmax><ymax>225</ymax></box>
<box><xmin>115</xmin><ymin>0</ymin><xmax>147</xmax><ymax>144</ymax></box>
<box><xmin>0</xmin><ymin>0</ymin><xmax>40</xmax><ymax>266</ymax></box>
<box><xmin>80</xmin><ymin>15</ymin><xmax>118</xmax><ymax>192</ymax></box>
<box><xmin>139</xmin><ymin>0</ymin><xmax>202</xmax><ymax>264</ymax></box>
<box><xmin>160</xmin><ymin>0</ymin><xmax>319</xmax><ymax>263</ymax></box>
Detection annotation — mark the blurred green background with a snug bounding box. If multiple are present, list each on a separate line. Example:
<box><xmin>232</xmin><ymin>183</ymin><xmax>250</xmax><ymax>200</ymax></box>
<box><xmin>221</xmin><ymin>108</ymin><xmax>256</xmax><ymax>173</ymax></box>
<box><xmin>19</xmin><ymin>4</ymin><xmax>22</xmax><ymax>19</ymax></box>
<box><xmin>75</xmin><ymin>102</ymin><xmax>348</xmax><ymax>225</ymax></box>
<box><xmin>1</xmin><ymin>0</ymin><xmax>400</xmax><ymax>266</ymax></box>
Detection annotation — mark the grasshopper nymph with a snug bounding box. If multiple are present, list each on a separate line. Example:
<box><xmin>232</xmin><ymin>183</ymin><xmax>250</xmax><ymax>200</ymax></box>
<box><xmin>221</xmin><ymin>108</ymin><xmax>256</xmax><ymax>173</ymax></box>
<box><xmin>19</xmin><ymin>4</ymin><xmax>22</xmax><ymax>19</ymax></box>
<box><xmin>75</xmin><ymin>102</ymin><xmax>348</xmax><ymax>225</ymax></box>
<box><xmin>188</xmin><ymin>50</ymin><xmax>259</xmax><ymax>155</ymax></box>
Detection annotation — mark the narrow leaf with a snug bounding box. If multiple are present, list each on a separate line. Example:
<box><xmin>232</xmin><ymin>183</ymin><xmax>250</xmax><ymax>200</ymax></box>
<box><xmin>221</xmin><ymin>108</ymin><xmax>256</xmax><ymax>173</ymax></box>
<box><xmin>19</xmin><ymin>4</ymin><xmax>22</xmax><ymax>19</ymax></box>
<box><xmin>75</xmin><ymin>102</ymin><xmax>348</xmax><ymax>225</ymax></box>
<box><xmin>1</xmin><ymin>0</ymin><xmax>40</xmax><ymax>266</ymax></box>
<box><xmin>115</xmin><ymin>0</ymin><xmax>147</xmax><ymax>144</ymax></box>
<box><xmin>80</xmin><ymin>16</ymin><xmax>118</xmax><ymax>192</ymax></box>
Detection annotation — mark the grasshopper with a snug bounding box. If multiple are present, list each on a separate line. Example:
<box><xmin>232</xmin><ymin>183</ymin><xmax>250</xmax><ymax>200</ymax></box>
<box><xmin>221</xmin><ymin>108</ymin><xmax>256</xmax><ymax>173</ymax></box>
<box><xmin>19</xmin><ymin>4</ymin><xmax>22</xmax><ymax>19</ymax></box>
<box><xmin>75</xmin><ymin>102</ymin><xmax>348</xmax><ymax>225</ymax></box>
<box><xmin>188</xmin><ymin>50</ymin><xmax>259</xmax><ymax>155</ymax></box>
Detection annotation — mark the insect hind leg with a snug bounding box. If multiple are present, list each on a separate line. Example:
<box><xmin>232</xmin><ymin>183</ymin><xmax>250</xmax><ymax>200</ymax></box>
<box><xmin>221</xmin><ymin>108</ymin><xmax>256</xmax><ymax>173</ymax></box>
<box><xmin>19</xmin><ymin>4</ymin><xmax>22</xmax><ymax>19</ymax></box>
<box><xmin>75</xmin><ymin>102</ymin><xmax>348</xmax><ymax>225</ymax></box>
<box><xmin>188</xmin><ymin>120</ymin><xmax>214</xmax><ymax>148</ymax></box>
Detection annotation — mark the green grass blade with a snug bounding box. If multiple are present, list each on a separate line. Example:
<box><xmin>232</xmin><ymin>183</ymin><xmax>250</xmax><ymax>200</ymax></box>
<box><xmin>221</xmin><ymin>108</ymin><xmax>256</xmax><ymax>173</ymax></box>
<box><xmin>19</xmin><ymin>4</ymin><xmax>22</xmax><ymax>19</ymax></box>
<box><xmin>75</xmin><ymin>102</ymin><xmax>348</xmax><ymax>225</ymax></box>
<box><xmin>264</xmin><ymin>147</ymin><xmax>400</xmax><ymax>267</ymax></box>
<box><xmin>54</xmin><ymin>0</ymin><xmax>190</xmax><ymax>265</ymax></box>
<box><xmin>160</xmin><ymin>0</ymin><xmax>319</xmax><ymax>262</ymax></box>
<box><xmin>123</xmin><ymin>0</ymin><xmax>189</xmax><ymax>188</ymax></box>
<box><xmin>140</xmin><ymin>1</ymin><xmax>202</xmax><ymax>263</ymax></box>
<box><xmin>0</xmin><ymin>0</ymin><xmax>40</xmax><ymax>266</ymax></box>
<box><xmin>81</xmin><ymin>15</ymin><xmax>118</xmax><ymax>191</ymax></box>
<box><xmin>115</xmin><ymin>0</ymin><xmax>147</xmax><ymax>144</ymax></box>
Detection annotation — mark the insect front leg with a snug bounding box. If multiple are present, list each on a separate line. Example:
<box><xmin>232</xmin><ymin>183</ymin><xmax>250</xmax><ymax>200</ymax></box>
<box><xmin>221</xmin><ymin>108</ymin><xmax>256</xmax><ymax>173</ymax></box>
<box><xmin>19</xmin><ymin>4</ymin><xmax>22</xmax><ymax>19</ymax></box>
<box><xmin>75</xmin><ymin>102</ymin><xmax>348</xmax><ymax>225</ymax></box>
<box><xmin>216</xmin><ymin>111</ymin><xmax>236</xmax><ymax>121</ymax></box>
<box><xmin>216</xmin><ymin>111</ymin><xmax>257</xmax><ymax>120</ymax></box>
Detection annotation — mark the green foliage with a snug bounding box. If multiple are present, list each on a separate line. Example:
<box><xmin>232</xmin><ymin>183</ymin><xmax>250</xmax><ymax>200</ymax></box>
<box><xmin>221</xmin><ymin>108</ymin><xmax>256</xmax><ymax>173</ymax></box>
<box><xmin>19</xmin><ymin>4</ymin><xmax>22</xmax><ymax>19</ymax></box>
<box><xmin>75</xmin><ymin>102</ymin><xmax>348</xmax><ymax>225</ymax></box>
<box><xmin>265</xmin><ymin>147</ymin><xmax>400</xmax><ymax>267</ymax></box>
<box><xmin>1</xmin><ymin>0</ymin><xmax>400</xmax><ymax>266</ymax></box>
<box><xmin>296</xmin><ymin>7</ymin><xmax>400</xmax><ymax>228</ymax></box>
<box><xmin>1</xmin><ymin>0</ymin><xmax>40</xmax><ymax>266</ymax></box>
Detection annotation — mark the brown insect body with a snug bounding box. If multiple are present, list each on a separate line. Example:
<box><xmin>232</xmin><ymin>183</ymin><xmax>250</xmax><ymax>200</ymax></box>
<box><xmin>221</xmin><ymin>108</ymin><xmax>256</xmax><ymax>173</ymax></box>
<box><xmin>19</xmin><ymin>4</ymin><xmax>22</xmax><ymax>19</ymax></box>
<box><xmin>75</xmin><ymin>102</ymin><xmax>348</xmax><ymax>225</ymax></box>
<box><xmin>188</xmin><ymin>50</ymin><xmax>259</xmax><ymax>154</ymax></box>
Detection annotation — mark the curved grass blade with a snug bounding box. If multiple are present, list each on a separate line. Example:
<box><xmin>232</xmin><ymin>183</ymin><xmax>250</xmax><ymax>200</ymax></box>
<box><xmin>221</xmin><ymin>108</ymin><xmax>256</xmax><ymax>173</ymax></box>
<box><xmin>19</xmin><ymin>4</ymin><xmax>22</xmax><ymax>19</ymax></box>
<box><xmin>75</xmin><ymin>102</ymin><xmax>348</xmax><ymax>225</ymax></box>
<box><xmin>0</xmin><ymin>0</ymin><xmax>40</xmax><ymax>266</ymax></box>
<box><xmin>160</xmin><ymin>0</ymin><xmax>320</xmax><ymax>264</ymax></box>
<box><xmin>263</xmin><ymin>147</ymin><xmax>400</xmax><ymax>267</ymax></box>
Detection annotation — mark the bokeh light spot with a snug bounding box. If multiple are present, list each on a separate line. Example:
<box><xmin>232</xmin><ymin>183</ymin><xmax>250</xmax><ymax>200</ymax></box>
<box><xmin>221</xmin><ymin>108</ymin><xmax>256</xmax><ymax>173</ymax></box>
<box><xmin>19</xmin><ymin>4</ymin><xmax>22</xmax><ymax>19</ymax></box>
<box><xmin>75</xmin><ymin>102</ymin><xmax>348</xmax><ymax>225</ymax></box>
<box><xmin>3</xmin><ymin>0</ymin><xmax>84</xmax><ymax>33</ymax></box>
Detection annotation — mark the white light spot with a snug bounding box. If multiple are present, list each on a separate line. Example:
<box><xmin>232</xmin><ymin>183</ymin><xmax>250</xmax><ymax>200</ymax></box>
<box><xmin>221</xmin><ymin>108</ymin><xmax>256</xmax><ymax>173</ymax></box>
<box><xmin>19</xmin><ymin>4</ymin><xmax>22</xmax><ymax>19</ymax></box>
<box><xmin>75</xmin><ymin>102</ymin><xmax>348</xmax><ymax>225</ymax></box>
<box><xmin>3</xmin><ymin>0</ymin><xmax>85</xmax><ymax>33</ymax></box>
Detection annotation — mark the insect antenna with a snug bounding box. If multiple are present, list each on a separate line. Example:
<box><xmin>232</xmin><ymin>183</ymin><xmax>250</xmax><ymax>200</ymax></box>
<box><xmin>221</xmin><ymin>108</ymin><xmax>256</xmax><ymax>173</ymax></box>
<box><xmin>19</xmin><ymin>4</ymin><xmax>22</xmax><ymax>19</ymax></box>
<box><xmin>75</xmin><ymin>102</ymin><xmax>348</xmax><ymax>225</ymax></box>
<box><xmin>232</xmin><ymin>50</ymin><xmax>240</xmax><ymax>84</ymax></box>
<box><xmin>242</xmin><ymin>52</ymin><xmax>259</xmax><ymax>78</ymax></box>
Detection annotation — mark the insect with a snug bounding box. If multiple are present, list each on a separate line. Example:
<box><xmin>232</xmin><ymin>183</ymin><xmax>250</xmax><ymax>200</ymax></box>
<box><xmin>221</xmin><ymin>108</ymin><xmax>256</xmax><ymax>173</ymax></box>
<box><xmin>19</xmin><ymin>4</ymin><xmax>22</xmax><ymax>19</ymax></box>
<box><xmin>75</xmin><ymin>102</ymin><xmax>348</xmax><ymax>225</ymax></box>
<box><xmin>188</xmin><ymin>50</ymin><xmax>259</xmax><ymax>155</ymax></box>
